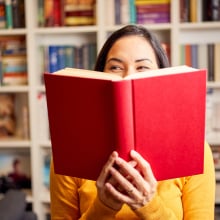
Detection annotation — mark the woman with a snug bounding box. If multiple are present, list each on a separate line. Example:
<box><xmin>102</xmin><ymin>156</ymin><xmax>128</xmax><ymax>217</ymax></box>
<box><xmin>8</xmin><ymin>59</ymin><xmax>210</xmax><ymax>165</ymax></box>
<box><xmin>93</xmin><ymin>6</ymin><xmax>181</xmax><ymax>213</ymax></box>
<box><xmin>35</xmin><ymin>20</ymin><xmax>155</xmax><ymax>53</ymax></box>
<box><xmin>50</xmin><ymin>25</ymin><xmax>215</xmax><ymax>219</ymax></box>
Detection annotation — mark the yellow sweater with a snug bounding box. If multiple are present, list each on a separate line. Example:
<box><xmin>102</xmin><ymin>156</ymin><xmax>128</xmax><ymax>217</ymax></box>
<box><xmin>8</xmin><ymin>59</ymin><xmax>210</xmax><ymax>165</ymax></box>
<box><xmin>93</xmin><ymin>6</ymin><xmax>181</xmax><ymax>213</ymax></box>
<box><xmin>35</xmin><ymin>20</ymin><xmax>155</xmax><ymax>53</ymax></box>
<box><xmin>50</xmin><ymin>143</ymin><xmax>215</xmax><ymax>219</ymax></box>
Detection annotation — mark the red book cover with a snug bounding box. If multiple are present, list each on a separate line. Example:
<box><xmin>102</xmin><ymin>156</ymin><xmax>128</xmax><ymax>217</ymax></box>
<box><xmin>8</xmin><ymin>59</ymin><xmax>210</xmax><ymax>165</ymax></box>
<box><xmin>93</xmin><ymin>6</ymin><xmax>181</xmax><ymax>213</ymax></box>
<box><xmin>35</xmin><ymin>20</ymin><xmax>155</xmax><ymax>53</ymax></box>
<box><xmin>44</xmin><ymin>66</ymin><xmax>206</xmax><ymax>181</ymax></box>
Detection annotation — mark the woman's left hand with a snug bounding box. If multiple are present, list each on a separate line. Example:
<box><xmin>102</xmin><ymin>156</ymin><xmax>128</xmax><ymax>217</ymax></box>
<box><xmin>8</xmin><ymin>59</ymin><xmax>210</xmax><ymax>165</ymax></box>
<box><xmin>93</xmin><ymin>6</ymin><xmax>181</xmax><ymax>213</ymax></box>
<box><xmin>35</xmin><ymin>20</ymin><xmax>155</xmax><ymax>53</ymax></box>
<box><xmin>105</xmin><ymin>150</ymin><xmax>157</xmax><ymax>210</ymax></box>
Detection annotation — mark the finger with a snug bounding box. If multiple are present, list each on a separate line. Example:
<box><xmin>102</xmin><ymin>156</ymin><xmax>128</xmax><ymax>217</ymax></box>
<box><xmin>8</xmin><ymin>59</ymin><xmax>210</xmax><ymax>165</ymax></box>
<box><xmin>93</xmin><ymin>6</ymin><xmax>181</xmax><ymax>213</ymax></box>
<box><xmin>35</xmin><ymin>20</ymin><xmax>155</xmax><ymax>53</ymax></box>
<box><xmin>105</xmin><ymin>181</ymin><xmax>134</xmax><ymax>204</ymax></box>
<box><xmin>114</xmin><ymin>157</ymin><xmax>146</xmax><ymax>192</ymax></box>
<box><xmin>115</xmin><ymin>156</ymin><xmax>141</xmax><ymax>180</ymax></box>
<box><xmin>109</xmin><ymin>166</ymin><xmax>135</xmax><ymax>193</ymax></box>
<box><xmin>96</xmin><ymin>151</ymin><xmax>118</xmax><ymax>188</ymax></box>
<box><xmin>130</xmin><ymin>150</ymin><xmax>157</xmax><ymax>183</ymax></box>
<box><xmin>107</xmin><ymin>167</ymin><xmax>146</xmax><ymax>207</ymax></box>
<box><xmin>107</xmin><ymin>159</ymin><xmax>137</xmax><ymax>192</ymax></box>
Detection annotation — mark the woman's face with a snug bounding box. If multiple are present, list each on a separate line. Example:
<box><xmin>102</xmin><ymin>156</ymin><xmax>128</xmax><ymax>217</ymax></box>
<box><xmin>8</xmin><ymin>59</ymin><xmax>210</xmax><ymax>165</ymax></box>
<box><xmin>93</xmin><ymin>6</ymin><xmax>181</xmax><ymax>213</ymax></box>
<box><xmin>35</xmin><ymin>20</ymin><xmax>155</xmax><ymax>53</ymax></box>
<box><xmin>104</xmin><ymin>35</ymin><xmax>159</xmax><ymax>77</ymax></box>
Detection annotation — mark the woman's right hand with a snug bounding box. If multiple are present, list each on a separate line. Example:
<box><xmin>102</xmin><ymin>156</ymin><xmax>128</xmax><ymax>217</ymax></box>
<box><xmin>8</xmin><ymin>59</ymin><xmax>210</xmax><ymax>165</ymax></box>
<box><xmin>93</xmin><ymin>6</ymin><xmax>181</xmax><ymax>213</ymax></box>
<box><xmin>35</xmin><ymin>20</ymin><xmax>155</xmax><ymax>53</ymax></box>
<box><xmin>96</xmin><ymin>151</ymin><xmax>124</xmax><ymax>211</ymax></box>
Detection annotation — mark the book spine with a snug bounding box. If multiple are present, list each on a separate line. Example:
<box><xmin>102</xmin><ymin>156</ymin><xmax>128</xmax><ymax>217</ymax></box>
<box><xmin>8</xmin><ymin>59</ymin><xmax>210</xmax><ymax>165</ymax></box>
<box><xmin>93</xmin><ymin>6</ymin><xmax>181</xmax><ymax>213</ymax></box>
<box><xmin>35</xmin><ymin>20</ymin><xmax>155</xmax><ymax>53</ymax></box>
<box><xmin>5</xmin><ymin>0</ymin><xmax>13</xmax><ymax>28</ymax></box>
<box><xmin>57</xmin><ymin>46</ymin><xmax>66</xmax><ymax>69</ymax></box>
<box><xmin>12</xmin><ymin>0</ymin><xmax>25</xmax><ymax>28</ymax></box>
<box><xmin>189</xmin><ymin>0</ymin><xmax>197</xmax><ymax>22</ymax></box>
<box><xmin>48</xmin><ymin>45</ymin><xmax>59</xmax><ymax>73</ymax></box>
<box><xmin>191</xmin><ymin>44</ymin><xmax>198</xmax><ymax>68</ymax></box>
<box><xmin>64</xmin><ymin>45</ymin><xmax>75</xmax><ymax>68</ymax></box>
<box><xmin>214</xmin><ymin>43</ymin><xmax>220</xmax><ymax>82</ymax></box>
<box><xmin>44</xmin><ymin>0</ymin><xmax>54</xmax><ymax>27</ymax></box>
<box><xmin>53</xmin><ymin>0</ymin><xmax>62</xmax><ymax>26</ymax></box>
<box><xmin>129</xmin><ymin>0</ymin><xmax>136</xmax><ymax>23</ymax></box>
<box><xmin>198</xmin><ymin>44</ymin><xmax>208</xmax><ymax>70</ymax></box>
<box><xmin>180</xmin><ymin>0</ymin><xmax>190</xmax><ymax>22</ymax></box>
<box><xmin>135</xmin><ymin>0</ymin><xmax>170</xmax><ymax>4</ymax></box>
<box><xmin>184</xmin><ymin>44</ymin><xmax>192</xmax><ymax>66</ymax></box>
<box><xmin>208</xmin><ymin>43</ymin><xmax>215</xmax><ymax>81</ymax></box>
<box><xmin>112</xmin><ymin>80</ymin><xmax>134</xmax><ymax>161</ymax></box>
<box><xmin>38</xmin><ymin>0</ymin><xmax>44</xmax><ymax>27</ymax></box>
<box><xmin>114</xmin><ymin>0</ymin><xmax>121</xmax><ymax>24</ymax></box>
<box><xmin>0</xmin><ymin>0</ymin><xmax>6</xmax><ymax>28</ymax></box>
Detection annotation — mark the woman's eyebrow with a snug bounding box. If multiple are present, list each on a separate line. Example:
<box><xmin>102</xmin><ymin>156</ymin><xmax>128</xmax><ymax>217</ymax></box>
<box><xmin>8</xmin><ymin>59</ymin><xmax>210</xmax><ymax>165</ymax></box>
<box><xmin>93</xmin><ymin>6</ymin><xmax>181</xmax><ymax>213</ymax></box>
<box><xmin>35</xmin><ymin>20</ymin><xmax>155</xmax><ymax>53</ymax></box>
<box><xmin>106</xmin><ymin>58</ymin><xmax>153</xmax><ymax>64</ymax></box>
<box><xmin>106</xmin><ymin>57</ymin><xmax>123</xmax><ymax>63</ymax></box>
<box><xmin>135</xmin><ymin>58</ymin><xmax>153</xmax><ymax>63</ymax></box>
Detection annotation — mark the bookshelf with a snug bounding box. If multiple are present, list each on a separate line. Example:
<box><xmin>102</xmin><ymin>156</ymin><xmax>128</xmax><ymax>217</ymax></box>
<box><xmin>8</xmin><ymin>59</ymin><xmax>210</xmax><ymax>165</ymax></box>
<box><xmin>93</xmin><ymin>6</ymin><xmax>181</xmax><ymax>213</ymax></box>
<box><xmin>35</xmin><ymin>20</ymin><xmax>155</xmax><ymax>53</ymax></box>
<box><xmin>0</xmin><ymin>0</ymin><xmax>219</xmax><ymax>219</ymax></box>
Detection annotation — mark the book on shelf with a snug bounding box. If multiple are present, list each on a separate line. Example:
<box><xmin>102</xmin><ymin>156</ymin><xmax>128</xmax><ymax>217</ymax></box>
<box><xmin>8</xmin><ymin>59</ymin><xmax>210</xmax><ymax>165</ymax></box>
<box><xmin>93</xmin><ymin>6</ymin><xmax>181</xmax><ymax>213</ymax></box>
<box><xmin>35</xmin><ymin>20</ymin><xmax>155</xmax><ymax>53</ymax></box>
<box><xmin>0</xmin><ymin>36</ymin><xmax>27</xmax><ymax>85</ymax></box>
<box><xmin>135</xmin><ymin>0</ymin><xmax>170</xmax><ymax>24</ymax></box>
<box><xmin>0</xmin><ymin>0</ymin><xmax>6</xmax><ymax>28</ymax></box>
<box><xmin>44</xmin><ymin>0</ymin><xmax>62</xmax><ymax>27</ymax></box>
<box><xmin>12</xmin><ymin>0</ymin><xmax>25</xmax><ymax>28</ymax></box>
<box><xmin>180</xmin><ymin>0</ymin><xmax>220</xmax><ymax>22</ymax></box>
<box><xmin>1</xmin><ymin>54</ymin><xmax>27</xmax><ymax>85</ymax></box>
<box><xmin>5</xmin><ymin>0</ymin><xmax>13</xmax><ymax>28</ymax></box>
<box><xmin>180</xmin><ymin>43</ymin><xmax>220</xmax><ymax>82</ymax></box>
<box><xmin>2</xmin><ymin>0</ymin><xmax>25</xmax><ymax>29</ymax></box>
<box><xmin>63</xmin><ymin>0</ymin><xmax>96</xmax><ymax>26</ymax></box>
<box><xmin>40</xmin><ymin>43</ymin><xmax>96</xmax><ymax>77</ymax></box>
<box><xmin>44</xmin><ymin>65</ymin><xmax>207</xmax><ymax>181</ymax></box>
<box><xmin>214</xmin><ymin>43</ymin><xmax>220</xmax><ymax>82</ymax></box>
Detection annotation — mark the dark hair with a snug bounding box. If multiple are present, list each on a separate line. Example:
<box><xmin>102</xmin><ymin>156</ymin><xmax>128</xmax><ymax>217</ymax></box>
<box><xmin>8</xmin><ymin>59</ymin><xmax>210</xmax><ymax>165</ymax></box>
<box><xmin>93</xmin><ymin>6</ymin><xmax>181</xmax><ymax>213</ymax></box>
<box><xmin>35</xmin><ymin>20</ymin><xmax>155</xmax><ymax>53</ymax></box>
<box><xmin>94</xmin><ymin>24</ymin><xmax>170</xmax><ymax>71</ymax></box>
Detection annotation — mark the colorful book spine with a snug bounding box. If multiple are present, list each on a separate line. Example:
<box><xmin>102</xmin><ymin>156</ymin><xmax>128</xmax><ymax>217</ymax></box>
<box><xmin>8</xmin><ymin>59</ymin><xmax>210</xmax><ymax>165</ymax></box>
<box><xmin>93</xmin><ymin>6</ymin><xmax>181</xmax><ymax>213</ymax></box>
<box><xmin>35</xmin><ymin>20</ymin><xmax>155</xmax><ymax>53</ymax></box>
<box><xmin>5</xmin><ymin>0</ymin><xmax>13</xmax><ymax>28</ymax></box>
<box><xmin>180</xmin><ymin>43</ymin><xmax>220</xmax><ymax>82</ymax></box>
<box><xmin>214</xmin><ymin>43</ymin><xmax>220</xmax><ymax>82</ymax></box>
<box><xmin>12</xmin><ymin>0</ymin><xmax>25</xmax><ymax>28</ymax></box>
<box><xmin>43</xmin><ymin>43</ymin><xmax>97</xmax><ymax>76</ymax></box>
<box><xmin>0</xmin><ymin>0</ymin><xmax>6</xmax><ymax>28</ymax></box>
<box><xmin>63</xmin><ymin>1</ymin><xmax>96</xmax><ymax>26</ymax></box>
<box><xmin>135</xmin><ymin>0</ymin><xmax>170</xmax><ymax>24</ymax></box>
<box><xmin>48</xmin><ymin>45</ymin><xmax>59</xmax><ymax>73</ymax></box>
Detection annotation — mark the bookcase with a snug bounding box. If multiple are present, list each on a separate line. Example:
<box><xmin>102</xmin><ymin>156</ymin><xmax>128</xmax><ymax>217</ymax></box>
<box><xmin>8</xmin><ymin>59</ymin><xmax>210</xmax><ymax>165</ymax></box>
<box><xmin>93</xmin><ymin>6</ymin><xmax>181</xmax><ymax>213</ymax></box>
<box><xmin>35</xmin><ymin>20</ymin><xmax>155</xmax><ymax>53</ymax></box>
<box><xmin>0</xmin><ymin>0</ymin><xmax>219</xmax><ymax>219</ymax></box>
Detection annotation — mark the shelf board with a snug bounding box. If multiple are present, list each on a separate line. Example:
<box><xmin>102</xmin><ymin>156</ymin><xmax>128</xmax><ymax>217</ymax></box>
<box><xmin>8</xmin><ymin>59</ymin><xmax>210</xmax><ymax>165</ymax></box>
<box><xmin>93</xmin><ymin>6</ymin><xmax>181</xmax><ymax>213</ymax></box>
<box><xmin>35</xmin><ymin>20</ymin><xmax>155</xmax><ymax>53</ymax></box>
<box><xmin>36</xmin><ymin>85</ymin><xmax>45</xmax><ymax>92</ymax></box>
<box><xmin>105</xmin><ymin>23</ymin><xmax>172</xmax><ymax>32</ymax></box>
<box><xmin>0</xmin><ymin>85</ymin><xmax>29</xmax><ymax>93</ymax></box>
<box><xmin>39</xmin><ymin>140</ymin><xmax>51</xmax><ymax>148</ymax></box>
<box><xmin>0</xmin><ymin>28</ymin><xmax>27</xmax><ymax>35</ymax></box>
<box><xmin>207</xmin><ymin>82</ymin><xmax>220</xmax><ymax>89</ymax></box>
<box><xmin>0</xmin><ymin>138</ymin><xmax>31</xmax><ymax>148</ymax></box>
<box><xmin>34</xmin><ymin>25</ymin><xmax>98</xmax><ymax>34</ymax></box>
<box><xmin>180</xmin><ymin>22</ymin><xmax>220</xmax><ymax>30</ymax></box>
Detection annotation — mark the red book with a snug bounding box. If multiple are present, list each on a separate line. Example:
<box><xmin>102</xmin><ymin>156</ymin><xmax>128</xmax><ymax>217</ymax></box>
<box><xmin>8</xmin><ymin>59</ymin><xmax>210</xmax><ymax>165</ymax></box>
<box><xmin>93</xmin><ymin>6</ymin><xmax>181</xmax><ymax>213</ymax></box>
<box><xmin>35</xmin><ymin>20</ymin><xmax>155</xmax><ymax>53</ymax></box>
<box><xmin>44</xmin><ymin>65</ymin><xmax>206</xmax><ymax>181</ymax></box>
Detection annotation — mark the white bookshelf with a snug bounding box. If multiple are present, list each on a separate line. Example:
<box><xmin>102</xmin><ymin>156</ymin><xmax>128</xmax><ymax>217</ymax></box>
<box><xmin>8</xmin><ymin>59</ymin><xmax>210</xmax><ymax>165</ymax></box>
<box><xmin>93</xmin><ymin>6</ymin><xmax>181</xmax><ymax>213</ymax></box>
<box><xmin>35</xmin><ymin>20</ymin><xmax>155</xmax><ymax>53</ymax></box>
<box><xmin>0</xmin><ymin>0</ymin><xmax>219</xmax><ymax>219</ymax></box>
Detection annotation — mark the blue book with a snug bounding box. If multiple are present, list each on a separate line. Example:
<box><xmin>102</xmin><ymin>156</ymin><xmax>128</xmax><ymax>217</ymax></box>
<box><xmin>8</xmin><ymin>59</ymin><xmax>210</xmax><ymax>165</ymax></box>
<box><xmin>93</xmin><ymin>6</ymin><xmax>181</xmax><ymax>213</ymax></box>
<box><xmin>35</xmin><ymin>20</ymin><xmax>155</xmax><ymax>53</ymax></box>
<box><xmin>57</xmin><ymin>46</ymin><xmax>66</xmax><ymax>70</ymax></box>
<box><xmin>64</xmin><ymin>46</ymin><xmax>75</xmax><ymax>68</ymax></box>
<box><xmin>129</xmin><ymin>0</ymin><xmax>136</xmax><ymax>23</ymax></box>
<box><xmin>48</xmin><ymin>45</ymin><xmax>59</xmax><ymax>73</ymax></box>
<box><xmin>191</xmin><ymin>44</ymin><xmax>198</xmax><ymax>69</ymax></box>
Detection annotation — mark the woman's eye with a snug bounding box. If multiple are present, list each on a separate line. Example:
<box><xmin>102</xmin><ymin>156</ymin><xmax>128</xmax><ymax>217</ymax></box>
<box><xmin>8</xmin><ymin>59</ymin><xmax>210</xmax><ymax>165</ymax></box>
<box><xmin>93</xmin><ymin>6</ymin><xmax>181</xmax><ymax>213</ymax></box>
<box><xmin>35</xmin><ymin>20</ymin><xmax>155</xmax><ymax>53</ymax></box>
<box><xmin>109</xmin><ymin>66</ymin><xmax>123</xmax><ymax>72</ymax></box>
<box><xmin>137</xmin><ymin>66</ymin><xmax>150</xmax><ymax>72</ymax></box>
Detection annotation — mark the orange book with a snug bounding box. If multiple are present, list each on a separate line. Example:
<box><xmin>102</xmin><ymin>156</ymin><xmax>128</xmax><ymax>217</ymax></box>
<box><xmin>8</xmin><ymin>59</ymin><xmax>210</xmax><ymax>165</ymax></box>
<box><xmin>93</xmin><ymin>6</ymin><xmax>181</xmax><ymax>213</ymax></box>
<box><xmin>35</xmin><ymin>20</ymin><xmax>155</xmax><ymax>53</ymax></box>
<box><xmin>185</xmin><ymin>44</ymin><xmax>192</xmax><ymax>66</ymax></box>
<box><xmin>44</xmin><ymin>65</ymin><xmax>206</xmax><ymax>181</ymax></box>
